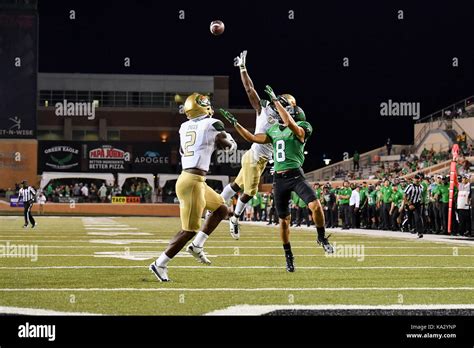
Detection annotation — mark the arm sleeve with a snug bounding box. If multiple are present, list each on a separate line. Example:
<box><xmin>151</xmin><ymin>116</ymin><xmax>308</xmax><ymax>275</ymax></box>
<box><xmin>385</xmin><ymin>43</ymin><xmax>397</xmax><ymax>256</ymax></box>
<box><xmin>297</xmin><ymin>121</ymin><xmax>313</xmax><ymax>142</ymax></box>
<box><xmin>212</xmin><ymin>120</ymin><xmax>226</xmax><ymax>132</ymax></box>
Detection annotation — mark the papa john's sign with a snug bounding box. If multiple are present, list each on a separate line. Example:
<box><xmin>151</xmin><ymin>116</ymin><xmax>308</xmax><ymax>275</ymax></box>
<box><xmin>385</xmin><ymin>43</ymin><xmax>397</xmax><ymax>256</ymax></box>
<box><xmin>88</xmin><ymin>145</ymin><xmax>131</xmax><ymax>171</ymax></box>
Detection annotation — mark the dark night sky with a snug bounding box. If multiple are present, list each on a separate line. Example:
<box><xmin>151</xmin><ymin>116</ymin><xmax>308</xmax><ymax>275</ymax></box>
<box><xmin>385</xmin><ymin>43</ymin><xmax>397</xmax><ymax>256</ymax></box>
<box><xmin>37</xmin><ymin>0</ymin><xmax>474</xmax><ymax>172</ymax></box>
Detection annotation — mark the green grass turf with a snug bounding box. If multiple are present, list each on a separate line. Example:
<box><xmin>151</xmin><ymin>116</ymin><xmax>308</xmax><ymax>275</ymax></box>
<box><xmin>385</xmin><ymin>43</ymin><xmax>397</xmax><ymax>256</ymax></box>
<box><xmin>0</xmin><ymin>216</ymin><xmax>473</xmax><ymax>315</ymax></box>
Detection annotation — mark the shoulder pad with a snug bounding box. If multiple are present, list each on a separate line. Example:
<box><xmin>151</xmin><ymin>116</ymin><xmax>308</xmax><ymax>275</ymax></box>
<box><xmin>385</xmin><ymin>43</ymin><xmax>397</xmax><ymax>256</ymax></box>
<box><xmin>260</xmin><ymin>99</ymin><xmax>270</xmax><ymax>108</ymax></box>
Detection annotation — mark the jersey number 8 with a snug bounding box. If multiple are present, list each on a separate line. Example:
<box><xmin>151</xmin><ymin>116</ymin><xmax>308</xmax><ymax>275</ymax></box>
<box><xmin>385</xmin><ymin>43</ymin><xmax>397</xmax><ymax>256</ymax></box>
<box><xmin>275</xmin><ymin>140</ymin><xmax>286</xmax><ymax>162</ymax></box>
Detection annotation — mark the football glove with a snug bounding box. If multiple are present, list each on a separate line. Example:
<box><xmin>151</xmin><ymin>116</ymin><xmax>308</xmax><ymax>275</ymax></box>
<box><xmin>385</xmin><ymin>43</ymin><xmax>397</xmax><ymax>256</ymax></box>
<box><xmin>233</xmin><ymin>50</ymin><xmax>247</xmax><ymax>71</ymax></box>
<box><xmin>264</xmin><ymin>85</ymin><xmax>278</xmax><ymax>102</ymax></box>
<box><xmin>219</xmin><ymin>108</ymin><xmax>238</xmax><ymax>126</ymax></box>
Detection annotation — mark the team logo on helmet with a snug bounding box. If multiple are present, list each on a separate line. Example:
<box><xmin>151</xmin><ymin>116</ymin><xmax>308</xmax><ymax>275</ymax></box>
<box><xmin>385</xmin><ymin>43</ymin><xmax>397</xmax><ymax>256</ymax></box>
<box><xmin>196</xmin><ymin>95</ymin><xmax>211</xmax><ymax>107</ymax></box>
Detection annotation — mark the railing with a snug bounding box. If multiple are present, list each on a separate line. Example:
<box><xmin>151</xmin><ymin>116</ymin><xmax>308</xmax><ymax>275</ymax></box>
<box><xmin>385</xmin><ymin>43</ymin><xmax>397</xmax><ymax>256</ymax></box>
<box><xmin>412</xmin><ymin>115</ymin><xmax>473</xmax><ymax>153</ymax></box>
<box><xmin>304</xmin><ymin>144</ymin><xmax>410</xmax><ymax>182</ymax></box>
<box><xmin>452</xmin><ymin>119</ymin><xmax>474</xmax><ymax>144</ymax></box>
<box><xmin>416</xmin><ymin>95</ymin><xmax>474</xmax><ymax>124</ymax></box>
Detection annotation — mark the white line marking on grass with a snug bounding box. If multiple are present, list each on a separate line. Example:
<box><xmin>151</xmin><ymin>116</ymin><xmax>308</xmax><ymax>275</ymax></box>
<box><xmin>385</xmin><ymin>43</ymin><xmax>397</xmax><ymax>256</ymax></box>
<box><xmin>0</xmin><ymin>306</ymin><xmax>102</xmax><ymax>316</ymax></box>
<box><xmin>1</xmin><ymin>239</ymin><xmax>471</xmax><ymax>246</ymax></box>
<box><xmin>89</xmin><ymin>239</ymin><xmax>169</xmax><ymax>245</ymax></box>
<box><xmin>0</xmin><ymin>287</ymin><xmax>473</xmax><ymax>292</ymax></box>
<box><xmin>30</xmin><ymin>254</ymin><xmax>474</xmax><ymax>258</ymax></box>
<box><xmin>205</xmin><ymin>304</ymin><xmax>474</xmax><ymax>316</ymax></box>
<box><xmin>243</xmin><ymin>221</ymin><xmax>474</xmax><ymax>246</ymax></box>
<box><xmin>83</xmin><ymin>225</ymin><xmax>130</xmax><ymax>227</ymax></box>
<box><xmin>87</xmin><ymin>232</ymin><xmax>152</xmax><ymax>236</ymax></box>
<box><xmin>11</xmin><ymin>245</ymin><xmax>473</xmax><ymax>250</ymax></box>
<box><xmin>1</xmin><ymin>265</ymin><xmax>474</xmax><ymax>270</ymax></box>
<box><xmin>0</xmin><ymin>239</ymin><xmax>168</xmax><ymax>244</ymax></box>
<box><xmin>85</xmin><ymin>227</ymin><xmax>138</xmax><ymax>230</ymax></box>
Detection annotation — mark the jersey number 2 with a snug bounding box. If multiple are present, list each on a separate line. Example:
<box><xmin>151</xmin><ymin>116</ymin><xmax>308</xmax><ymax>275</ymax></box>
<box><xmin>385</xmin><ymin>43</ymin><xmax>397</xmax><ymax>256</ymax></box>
<box><xmin>184</xmin><ymin>131</ymin><xmax>196</xmax><ymax>157</ymax></box>
<box><xmin>275</xmin><ymin>140</ymin><xmax>286</xmax><ymax>162</ymax></box>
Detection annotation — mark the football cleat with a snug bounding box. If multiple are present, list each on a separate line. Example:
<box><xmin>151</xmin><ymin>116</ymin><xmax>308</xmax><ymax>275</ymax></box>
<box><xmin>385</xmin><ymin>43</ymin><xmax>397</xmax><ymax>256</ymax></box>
<box><xmin>417</xmin><ymin>233</ymin><xmax>423</xmax><ymax>239</ymax></box>
<box><xmin>149</xmin><ymin>262</ymin><xmax>170</xmax><ymax>282</ymax></box>
<box><xmin>31</xmin><ymin>223</ymin><xmax>37</xmax><ymax>229</ymax></box>
<box><xmin>285</xmin><ymin>254</ymin><xmax>295</xmax><ymax>272</ymax></box>
<box><xmin>186</xmin><ymin>244</ymin><xmax>211</xmax><ymax>265</ymax></box>
<box><xmin>317</xmin><ymin>234</ymin><xmax>334</xmax><ymax>254</ymax></box>
<box><xmin>22</xmin><ymin>224</ymin><xmax>28</xmax><ymax>228</ymax></box>
<box><xmin>229</xmin><ymin>215</ymin><xmax>240</xmax><ymax>240</ymax></box>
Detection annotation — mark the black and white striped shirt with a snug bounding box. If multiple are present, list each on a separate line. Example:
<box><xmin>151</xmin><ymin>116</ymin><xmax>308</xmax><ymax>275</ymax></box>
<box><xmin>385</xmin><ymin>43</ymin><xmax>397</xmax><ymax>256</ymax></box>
<box><xmin>404</xmin><ymin>183</ymin><xmax>423</xmax><ymax>204</ymax></box>
<box><xmin>19</xmin><ymin>186</ymin><xmax>36</xmax><ymax>202</ymax></box>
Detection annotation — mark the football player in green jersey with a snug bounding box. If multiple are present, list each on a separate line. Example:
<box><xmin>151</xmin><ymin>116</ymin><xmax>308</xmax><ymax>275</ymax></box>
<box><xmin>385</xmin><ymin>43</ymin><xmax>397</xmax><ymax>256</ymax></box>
<box><xmin>219</xmin><ymin>85</ymin><xmax>334</xmax><ymax>272</ymax></box>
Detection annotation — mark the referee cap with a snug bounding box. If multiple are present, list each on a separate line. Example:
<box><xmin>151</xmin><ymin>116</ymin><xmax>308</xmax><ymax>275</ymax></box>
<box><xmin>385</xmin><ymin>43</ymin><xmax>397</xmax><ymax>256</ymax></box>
<box><xmin>21</xmin><ymin>180</ymin><xmax>28</xmax><ymax>185</ymax></box>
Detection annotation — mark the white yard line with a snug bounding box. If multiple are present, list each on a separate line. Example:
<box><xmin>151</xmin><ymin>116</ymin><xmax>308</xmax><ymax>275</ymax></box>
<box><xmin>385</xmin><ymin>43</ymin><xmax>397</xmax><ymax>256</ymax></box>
<box><xmin>0</xmin><ymin>287</ymin><xmax>473</xmax><ymax>292</ymax></box>
<box><xmin>2</xmin><ymin>245</ymin><xmax>470</xmax><ymax>249</ymax></box>
<box><xmin>205</xmin><ymin>304</ymin><xmax>474</xmax><ymax>316</ymax></box>
<box><xmin>1</xmin><ymin>265</ymin><xmax>474</xmax><ymax>270</ymax></box>
<box><xmin>243</xmin><ymin>221</ymin><xmax>474</xmax><ymax>246</ymax></box>
<box><xmin>12</xmin><ymin>254</ymin><xmax>473</xmax><ymax>257</ymax></box>
<box><xmin>0</xmin><ymin>306</ymin><xmax>102</xmax><ymax>316</ymax></box>
<box><xmin>84</xmin><ymin>224</ymin><xmax>130</xmax><ymax>228</ymax></box>
<box><xmin>85</xmin><ymin>228</ymin><xmax>138</xmax><ymax>230</ymax></box>
<box><xmin>87</xmin><ymin>232</ymin><xmax>153</xmax><ymax>236</ymax></box>
<box><xmin>0</xmin><ymin>239</ymin><xmax>469</xmax><ymax>245</ymax></box>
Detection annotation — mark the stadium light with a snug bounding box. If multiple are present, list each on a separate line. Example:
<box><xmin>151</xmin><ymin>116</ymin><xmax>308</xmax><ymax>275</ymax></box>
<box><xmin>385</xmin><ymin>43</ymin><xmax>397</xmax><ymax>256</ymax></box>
<box><xmin>324</xmin><ymin>158</ymin><xmax>332</xmax><ymax>165</ymax></box>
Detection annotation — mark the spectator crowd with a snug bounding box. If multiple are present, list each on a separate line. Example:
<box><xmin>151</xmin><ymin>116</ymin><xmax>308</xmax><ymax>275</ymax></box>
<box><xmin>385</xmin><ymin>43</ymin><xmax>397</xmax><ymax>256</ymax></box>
<box><xmin>232</xmin><ymin>172</ymin><xmax>472</xmax><ymax>237</ymax></box>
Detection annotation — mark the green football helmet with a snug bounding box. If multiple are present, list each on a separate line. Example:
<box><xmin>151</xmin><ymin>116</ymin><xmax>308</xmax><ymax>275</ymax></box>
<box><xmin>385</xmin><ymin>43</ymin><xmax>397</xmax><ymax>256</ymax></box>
<box><xmin>289</xmin><ymin>106</ymin><xmax>306</xmax><ymax>122</ymax></box>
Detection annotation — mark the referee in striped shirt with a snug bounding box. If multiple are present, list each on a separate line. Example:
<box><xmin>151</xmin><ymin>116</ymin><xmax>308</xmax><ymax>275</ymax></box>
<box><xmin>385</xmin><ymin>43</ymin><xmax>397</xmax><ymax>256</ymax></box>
<box><xmin>18</xmin><ymin>180</ymin><xmax>37</xmax><ymax>229</ymax></box>
<box><xmin>404</xmin><ymin>174</ymin><xmax>424</xmax><ymax>238</ymax></box>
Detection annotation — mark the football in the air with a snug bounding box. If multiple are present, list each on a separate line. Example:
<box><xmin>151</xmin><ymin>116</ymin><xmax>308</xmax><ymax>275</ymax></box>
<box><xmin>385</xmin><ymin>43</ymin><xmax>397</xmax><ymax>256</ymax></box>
<box><xmin>210</xmin><ymin>20</ymin><xmax>225</xmax><ymax>35</ymax></box>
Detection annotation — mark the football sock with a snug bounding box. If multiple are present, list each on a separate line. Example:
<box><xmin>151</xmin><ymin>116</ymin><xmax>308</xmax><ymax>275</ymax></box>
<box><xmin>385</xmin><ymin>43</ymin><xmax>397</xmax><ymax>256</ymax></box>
<box><xmin>192</xmin><ymin>231</ymin><xmax>208</xmax><ymax>248</ymax></box>
<box><xmin>234</xmin><ymin>198</ymin><xmax>247</xmax><ymax>217</ymax></box>
<box><xmin>316</xmin><ymin>226</ymin><xmax>326</xmax><ymax>239</ymax></box>
<box><xmin>155</xmin><ymin>253</ymin><xmax>171</xmax><ymax>267</ymax></box>
<box><xmin>221</xmin><ymin>185</ymin><xmax>237</xmax><ymax>202</ymax></box>
<box><xmin>283</xmin><ymin>242</ymin><xmax>292</xmax><ymax>256</ymax></box>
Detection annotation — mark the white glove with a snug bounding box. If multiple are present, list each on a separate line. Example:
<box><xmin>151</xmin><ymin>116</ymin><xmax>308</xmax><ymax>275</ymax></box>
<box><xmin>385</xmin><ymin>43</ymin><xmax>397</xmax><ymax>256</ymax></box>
<box><xmin>225</xmin><ymin>132</ymin><xmax>238</xmax><ymax>153</ymax></box>
<box><xmin>233</xmin><ymin>50</ymin><xmax>247</xmax><ymax>70</ymax></box>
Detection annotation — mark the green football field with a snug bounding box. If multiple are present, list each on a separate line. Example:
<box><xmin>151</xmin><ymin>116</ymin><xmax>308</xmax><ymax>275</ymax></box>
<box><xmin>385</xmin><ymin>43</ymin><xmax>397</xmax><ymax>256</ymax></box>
<box><xmin>0</xmin><ymin>216</ymin><xmax>473</xmax><ymax>315</ymax></box>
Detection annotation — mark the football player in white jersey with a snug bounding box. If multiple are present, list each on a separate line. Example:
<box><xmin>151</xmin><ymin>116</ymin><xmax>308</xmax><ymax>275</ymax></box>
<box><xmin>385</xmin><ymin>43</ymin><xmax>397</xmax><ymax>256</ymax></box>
<box><xmin>219</xmin><ymin>50</ymin><xmax>297</xmax><ymax>239</ymax></box>
<box><xmin>149</xmin><ymin>93</ymin><xmax>237</xmax><ymax>282</ymax></box>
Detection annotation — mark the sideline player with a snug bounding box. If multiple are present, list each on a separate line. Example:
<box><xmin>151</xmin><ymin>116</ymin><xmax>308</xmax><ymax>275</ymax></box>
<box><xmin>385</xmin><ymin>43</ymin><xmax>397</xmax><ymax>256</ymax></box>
<box><xmin>219</xmin><ymin>50</ymin><xmax>296</xmax><ymax>239</ymax></box>
<box><xmin>219</xmin><ymin>85</ymin><xmax>334</xmax><ymax>272</ymax></box>
<box><xmin>149</xmin><ymin>93</ymin><xmax>237</xmax><ymax>282</ymax></box>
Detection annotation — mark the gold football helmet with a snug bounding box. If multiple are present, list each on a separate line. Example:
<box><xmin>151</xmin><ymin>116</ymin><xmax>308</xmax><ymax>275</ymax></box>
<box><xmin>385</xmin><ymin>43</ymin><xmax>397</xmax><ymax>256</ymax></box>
<box><xmin>183</xmin><ymin>93</ymin><xmax>214</xmax><ymax>119</ymax></box>
<box><xmin>281</xmin><ymin>94</ymin><xmax>296</xmax><ymax>107</ymax></box>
